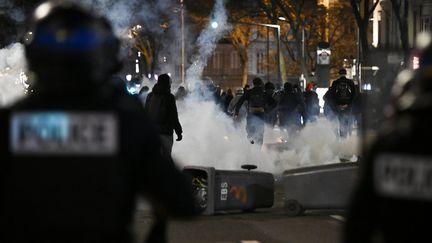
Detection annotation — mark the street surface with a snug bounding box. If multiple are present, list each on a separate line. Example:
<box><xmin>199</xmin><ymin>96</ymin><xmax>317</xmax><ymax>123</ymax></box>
<box><xmin>133</xmin><ymin>181</ymin><xmax>346</xmax><ymax>243</ymax></box>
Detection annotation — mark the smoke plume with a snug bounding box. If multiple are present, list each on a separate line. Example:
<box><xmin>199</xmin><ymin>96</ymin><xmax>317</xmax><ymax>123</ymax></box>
<box><xmin>185</xmin><ymin>0</ymin><xmax>229</xmax><ymax>89</ymax></box>
<box><xmin>0</xmin><ymin>43</ymin><xmax>28</xmax><ymax>107</ymax></box>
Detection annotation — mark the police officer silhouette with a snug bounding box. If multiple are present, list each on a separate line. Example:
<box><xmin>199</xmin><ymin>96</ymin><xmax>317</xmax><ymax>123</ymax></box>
<box><xmin>0</xmin><ymin>2</ymin><xmax>195</xmax><ymax>242</ymax></box>
<box><xmin>344</xmin><ymin>32</ymin><xmax>432</xmax><ymax>243</ymax></box>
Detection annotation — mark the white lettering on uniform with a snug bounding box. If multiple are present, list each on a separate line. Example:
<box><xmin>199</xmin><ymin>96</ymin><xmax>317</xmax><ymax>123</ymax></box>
<box><xmin>374</xmin><ymin>153</ymin><xmax>432</xmax><ymax>200</ymax></box>
<box><xmin>10</xmin><ymin>112</ymin><xmax>118</xmax><ymax>156</ymax></box>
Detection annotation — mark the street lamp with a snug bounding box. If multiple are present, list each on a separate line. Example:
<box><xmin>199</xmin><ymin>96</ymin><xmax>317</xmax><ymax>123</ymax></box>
<box><xmin>180</xmin><ymin>0</ymin><xmax>185</xmax><ymax>85</ymax></box>
<box><xmin>278</xmin><ymin>16</ymin><xmax>306</xmax><ymax>78</ymax></box>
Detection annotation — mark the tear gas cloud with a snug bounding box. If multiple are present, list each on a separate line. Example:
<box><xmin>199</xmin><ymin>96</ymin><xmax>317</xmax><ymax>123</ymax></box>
<box><xmin>75</xmin><ymin>0</ymin><xmax>174</xmax><ymax>35</ymax></box>
<box><xmin>0</xmin><ymin>43</ymin><xmax>28</xmax><ymax>107</ymax></box>
<box><xmin>173</xmin><ymin>96</ymin><xmax>359</xmax><ymax>175</ymax></box>
<box><xmin>171</xmin><ymin>0</ymin><xmax>359</xmax><ymax>174</ymax></box>
<box><xmin>185</xmin><ymin>0</ymin><xmax>230</xmax><ymax>89</ymax></box>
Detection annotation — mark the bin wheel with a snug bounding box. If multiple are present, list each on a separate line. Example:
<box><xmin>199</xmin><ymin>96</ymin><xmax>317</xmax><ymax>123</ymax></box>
<box><xmin>242</xmin><ymin>208</ymin><xmax>255</xmax><ymax>213</ymax></box>
<box><xmin>284</xmin><ymin>200</ymin><xmax>304</xmax><ymax>217</ymax></box>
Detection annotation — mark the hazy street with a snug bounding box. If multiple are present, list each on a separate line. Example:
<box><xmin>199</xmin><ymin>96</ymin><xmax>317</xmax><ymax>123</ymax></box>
<box><xmin>134</xmin><ymin>183</ymin><xmax>346</xmax><ymax>243</ymax></box>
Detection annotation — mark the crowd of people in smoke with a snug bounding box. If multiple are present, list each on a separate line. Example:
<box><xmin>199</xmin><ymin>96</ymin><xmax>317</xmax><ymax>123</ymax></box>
<box><xmin>137</xmin><ymin>67</ymin><xmax>359</xmax><ymax>146</ymax></box>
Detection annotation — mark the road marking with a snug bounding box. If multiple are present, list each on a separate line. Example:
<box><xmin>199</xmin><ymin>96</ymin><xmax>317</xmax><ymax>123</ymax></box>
<box><xmin>241</xmin><ymin>241</ymin><xmax>260</xmax><ymax>243</ymax></box>
<box><xmin>330</xmin><ymin>215</ymin><xmax>345</xmax><ymax>222</ymax></box>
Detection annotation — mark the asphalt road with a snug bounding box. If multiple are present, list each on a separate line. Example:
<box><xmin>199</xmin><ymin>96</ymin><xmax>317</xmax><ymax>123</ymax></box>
<box><xmin>134</xmin><ymin>208</ymin><xmax>345</xmax><ymax>243</ymax></box>
<box><xmin>132</xmin><ymin>186</ymin><xmax>346</xmax><ymax>243</ymax></box>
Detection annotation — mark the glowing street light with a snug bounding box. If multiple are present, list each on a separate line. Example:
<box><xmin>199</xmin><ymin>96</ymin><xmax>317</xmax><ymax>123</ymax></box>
<box><xmin>211</xmin><ymin>21</ymin><xmax>219</xmax><ymax>29</ymax></box>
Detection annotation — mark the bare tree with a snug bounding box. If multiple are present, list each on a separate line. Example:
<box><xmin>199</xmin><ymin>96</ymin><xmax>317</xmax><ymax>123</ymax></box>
<box><xmin>389</xmin><ymin>0</ymin><xmax>410</xmax><ymax>66</ymax></box>
<box><xmin>256</xmin><ymin>0</ymin><xmax>308</xmax><ymax>81</ymax></box>
<box><xmin>325</xmin><ymin>1</ymin><xmax>357</xmax><ymax>75</ymax></box>
<box><xmin>228</xmin><ymin>24</ymin><xmax>251</xmax><ymax>87</ymax></box>
<box><xmin>350</xmin><ymin>0</ymin><xmax>380</xmax><ymax>61</ymax></box>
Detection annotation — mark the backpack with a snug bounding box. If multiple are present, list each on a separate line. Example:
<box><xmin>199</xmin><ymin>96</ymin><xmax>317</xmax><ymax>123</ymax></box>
<box><xmin>248</xmin><ymin>89</ymin><xmax>266</xmax><ymax>114</ymax></box>
<box><xmin>334</xmin><ymin>79</ymin><xmax>353</xmax><ymax>104</ymax></box>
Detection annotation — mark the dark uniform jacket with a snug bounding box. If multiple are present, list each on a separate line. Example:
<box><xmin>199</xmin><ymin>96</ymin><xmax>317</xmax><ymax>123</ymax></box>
<box><xmin>344</xmin><ymin>103</ymin><xmax>432</xmax><ymax>243</ymax></box>
<box><xmin>0</xmin><ymin>81</ymin><xmax>195</xmax><ymax>242</ymax></box>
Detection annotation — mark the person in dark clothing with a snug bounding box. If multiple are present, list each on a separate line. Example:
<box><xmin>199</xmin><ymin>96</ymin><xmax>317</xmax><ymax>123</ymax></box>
<box><xmin>213</xmin><ymin>85</ymin><xmax>223</xmax><ymax>106</ymax></box>
<box><xmin>243</xmin><ymin>84</ymin><xmax>250</xmax><ymax>93</ymax></box>
<box><xmin>264</xmin><ymin>81</ymin><xmax>277</xmax><ymax>126</ymax></box>
<box><xmin>293</xmin><ymin>83</ymin><xmax>306</xmax><ymax>127</ymax></box>
<box><xmin>142</xmin><ymin>74</ymin><xmax>185</xmax><ymax>243</ymax></box>
<box><xmin>139</xmin><ymin>85</ymin><xmax>150</xmax><ymax>106</ymax></box>
<box><xmin>144</xmin><ymin>73</ymin><xmax>183</xmax><ymax>158</ymax></box>
<box><xmin>303</xmin><ymin>82</ymin><xmax>320</xmax><ymax>124</ymax></box>
<box><xmin>0</xmin><ymin>3</ymin><xmax>196</xmax><ymax>243</ymax></box>
<box><xmin>343</xmin><ymin>32</ymin><xmax>432</xmax><ymax>243</ymax></box>
<box><xmin>351</xmin><ymin>83</ymin><xmax>362</xmax><ymax>129</ymax></box>
<box><xmin>227</xmin><ymin>89</ymin><xmax>246</xmax><ymax>118</ymax></box>
<box><xmin>175</xmin><ymin>85</ymin><xmax>188</xmax><ymax>101</ymax></box>
<box><xmin>264</xmin><ymin>81</ymin><xmax>276</xmax><ymax>95</ymax></box>
<box><xmin>234</xmin><ymin>77</ymin><xmax>275</xmax><ymax>145</ymax></box>
<box><xmin>324</xmin><ymin>68</ymin><xmax>357</xmax><ymax>137</ymax></box>
<box><xmin>223</xmin><ymin>88</ymin><xmax>234</xmax><ymax>114</ymax></box>
<box><xmin>277</xmin><ymin>82</ymin><xmax>306</xmax><ymax>134</ymax></box>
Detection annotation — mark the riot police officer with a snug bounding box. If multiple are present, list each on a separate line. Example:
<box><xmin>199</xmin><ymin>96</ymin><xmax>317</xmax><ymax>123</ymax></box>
<box><xmin>0</xmin><ymin>2</ymin><xmax>196</xmax><ymax>242</ymax></box>
<box><xmin>344</xmin><ymin>32</ymin><xmax>432</xmax><ymax>243</ymax></box>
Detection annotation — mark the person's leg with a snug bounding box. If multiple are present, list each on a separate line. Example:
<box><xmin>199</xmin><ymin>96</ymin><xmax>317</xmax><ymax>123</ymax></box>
<box><xmin>147</xmin><ymin>134</ymin><xmax>173</xmax><ymax>243</ymax></box>
<box><xmin>145</xmin><ymin>213</ymin><xmax>168</xmax><ymax>243</ymax></box>
<box><xmin>338</xmin><ymin>110</ymin><xmax>350</xmax><ymax>138</ymax></box>
<box><xmin>159</xmin><ymin>134</ymin><xmax>174</xmax><ymax>158</ymax></box>
<box><xmin>246</xmin><ymin>115</ymin><xmax>256</xmax><ymax>143</ymax></box>
<box><xmin>255</xmin><ymin>117</ymin><xmax>265</xmax><ymax>145</ymax></box>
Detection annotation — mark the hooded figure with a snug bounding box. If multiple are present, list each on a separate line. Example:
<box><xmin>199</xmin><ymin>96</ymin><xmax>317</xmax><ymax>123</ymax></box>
<box><xmin>277</xmin><ymin>82</ymin><xmax>305</xmax><ymax>133</ymax></box>
<box><xmin>144</xmin><ymin>73</ymin><xmax>183</xmax><ymax>158</ymax></box>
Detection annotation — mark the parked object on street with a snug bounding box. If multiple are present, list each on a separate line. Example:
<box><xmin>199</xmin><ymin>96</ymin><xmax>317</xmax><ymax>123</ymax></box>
<box><xmin>282</xmin><ymin>162</ymin><xmax>359</xmax><ymax>216</ymax></box>
<box><xmin>183</xmin><ymin>165</ymin><xmax>274</xmax><ymax>215</ymax></box>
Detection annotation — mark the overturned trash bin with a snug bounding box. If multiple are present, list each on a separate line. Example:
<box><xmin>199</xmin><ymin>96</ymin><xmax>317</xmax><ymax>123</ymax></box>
<box><xmin>282</xmin><ymin>162</ymin><xmax>359</xmax><ymax>216</ymax></box>
<box><xmin>183</xmin><ymin>165</ymin><xmax>274</xmax><ymax>215</ymax></box>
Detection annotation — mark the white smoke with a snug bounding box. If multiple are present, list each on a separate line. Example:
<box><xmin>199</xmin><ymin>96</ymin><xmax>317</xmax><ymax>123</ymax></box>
<box><xmin>0</xmin><ymin>43</ymin><xmax>28</xmax><ymax>107</ymax></box>
<box><xmin>173</xmin><ymin>95</ymin><xmax>360</xmax><ymax>175</ymax></box>
<box><xmin>0</xmin><ymin>0</ymin><xmax>25</xmax><ymax>22</ymax></box>
<box><xmin>185</xmin><ymin>0</ymin><xmax>229</xmax><ymax>89</ymax></box>
<box><xmin>74</xmin><ymin>0</ymin><xmax>176</xmax><ymax>35</ymax></box>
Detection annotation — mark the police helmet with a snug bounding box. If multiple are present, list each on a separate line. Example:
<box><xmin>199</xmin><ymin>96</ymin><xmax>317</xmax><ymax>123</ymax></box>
<box><xmin>392</xmin><ymin>32</ymin><xmax>432</xmax><ymax>113</ymax></box>
<box><xmin>25</xmin><ymin>2</ymin><xmax>121</xmax><ymax>85</ymax></box>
